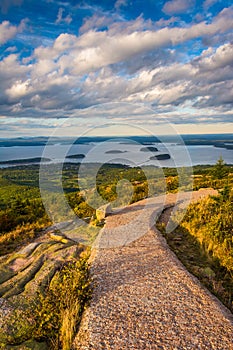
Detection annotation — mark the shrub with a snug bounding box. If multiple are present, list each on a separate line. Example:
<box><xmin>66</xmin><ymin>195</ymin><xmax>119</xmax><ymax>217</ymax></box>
<box><xmin>34</xmin><ymin>249</ymin><xmax>92</xmax><ymax>349</ymax></box>
<box><xmin>180</xmin><ymin>191</ymin><xmax>233</xmax><ymax>273</ymax></box>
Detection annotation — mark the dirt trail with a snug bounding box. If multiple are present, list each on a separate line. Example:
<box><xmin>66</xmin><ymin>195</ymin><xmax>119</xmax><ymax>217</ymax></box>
<box><xmin>74</xmin><ymin>190</ymin><xmax>233</xmax><ymax>350</ymax></box>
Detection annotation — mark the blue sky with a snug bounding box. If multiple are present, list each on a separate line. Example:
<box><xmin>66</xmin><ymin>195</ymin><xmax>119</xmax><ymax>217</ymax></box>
<box><xmin>0</xmin><ymin>0</ymin><xmax>233</xmax><ymax>136</ymax></box>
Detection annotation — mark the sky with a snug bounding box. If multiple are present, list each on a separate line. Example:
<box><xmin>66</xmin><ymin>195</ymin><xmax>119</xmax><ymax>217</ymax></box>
<box><xmin>0</xmin><ymin>0</ymin><xmax>233</xmax><ymax>137</ymax></box>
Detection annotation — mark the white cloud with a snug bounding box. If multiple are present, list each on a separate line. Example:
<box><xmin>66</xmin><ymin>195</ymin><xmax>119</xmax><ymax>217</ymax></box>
<box><xmin>156</xmin><ymin>16</ymin><xmax>179</xmax><ymax>28</ymax></box>
<box><xmin>162</xmin><ymin>0</ymin><xmax>195</xmax><ymax>15</ymax></box>
<box><xmin>70</xmin><ymin>10</ymin><xmax>233</xmax><ymax>75</ymax></box>
<box><xmin>114</xmin><ymin>0</ymin><xmax>128</xmax><ymax>10</ymax></box>
<box><xmin>55</xmin><ymin>8</ymin><xmax>72</xmax><ymax>25</ymax></box>
<box><xmin>5</xmin><ymin>46</ymin><xmax>17</xmax><ymax>52</ymax></box>
<box><xmin>30</xmin><ymin>7</ymin><xmax>233</xmax><ymax>82</ymax></box>
<box><xmin>6</xmin><ymin>79</ymin><xmax>31</xmax><ymax>99</ymax></box>
<box><xmin>198</xmin><ymin>43</ymin><xmax>233</xmax><ymax>71</ymax></box>
<box><xmin>81</xmin><ymin>41</ymin><xmax>233</xmax><ymax>108</ymax></box>
<box><xmin>1</xmin><ymin>8</ymin><xmax>233</xmax><ymax>124</ymax></box>
<box><xmin>0</xmin><ymin>54</ymin><xmax>29</xmax><ymax>82</ymax></box>
<box><xmin>0</xmin><ymin>19</ymin><xmax>26</xmax><ymax>45</ymax></box>
<box><xmin>80</xmin><ymin>14</ymin><xmax>117</xmax><ymax>34</ymax></box>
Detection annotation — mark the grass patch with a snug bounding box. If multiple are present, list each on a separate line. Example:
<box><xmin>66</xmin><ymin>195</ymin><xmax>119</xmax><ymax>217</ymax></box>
<box><xmin>157</xmin><ymin>214</ymin><xmax>233</xmax><ymax>313</ymax></box>
<box><xmin>34</xmin><ymin>248</ymin><xmax>92</xmax><ymax>349</ymax></box>
<box><xmin>0</xmin><ymin>221</ymin><xmax>51</xmax><ymax>256</ymax></box>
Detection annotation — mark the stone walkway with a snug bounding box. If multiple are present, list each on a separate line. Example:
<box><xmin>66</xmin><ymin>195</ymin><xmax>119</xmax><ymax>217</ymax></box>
<box><xmin>73</xmin><ymin>190</ymin><xmax>233</xmax><ymax>350</ymax></box>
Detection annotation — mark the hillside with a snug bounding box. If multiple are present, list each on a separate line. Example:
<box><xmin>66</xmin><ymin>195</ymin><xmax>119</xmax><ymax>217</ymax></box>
<box><xmin>0</xmin><ymin>161</ymin><xmax>232</xmax><ymax>348</ymax></box>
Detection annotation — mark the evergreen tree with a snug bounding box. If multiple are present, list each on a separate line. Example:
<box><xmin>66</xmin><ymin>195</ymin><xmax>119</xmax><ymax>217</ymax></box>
<box><xmin>212</xmin><ymin>156</ymin><xmax>228</xmax><ymax>179</ymax></box>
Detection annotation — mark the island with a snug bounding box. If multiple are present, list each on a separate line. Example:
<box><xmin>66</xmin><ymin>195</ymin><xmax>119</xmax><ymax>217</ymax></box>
<box><xmin>140</xmin><ymin>146</ymin><xmax>158</xmax><ymax>152</ymax></box>
<box><xmin>66</xmin><ymin>154</ymin><xmax>86</xmax><ymax>159</ymax></box>
<box><xmin>150</xmin><ymin>154</ymin><xmax>171</xmax><ymax>160</ymax></box>
<box><xmin>105</xmin><ymin>150</ymin><xmax>127</xmax><ymax>154</ymax></box>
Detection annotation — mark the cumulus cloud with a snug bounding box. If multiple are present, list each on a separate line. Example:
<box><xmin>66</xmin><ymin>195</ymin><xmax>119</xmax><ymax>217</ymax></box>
<box><xmin>70</xmin><ymin>41</ymin><xmax>233</xmax><ymax>110</ymax></box>
<box><xmin>1</xmin><ymin>7</ymin><xmax>233</xmax><ymax>125</ymax></box>
<box><xmin>162</xmin><ymin>0</ymin><xmax>195</xmax><ymax>15</ymax></box>
<box><xmin>0</xmin><ymin>54</ymin><xmax>29</xmax><ymax>83</ymax></box>
<box><xmin>197</xmin><ymin>43</ymin><xmax>233</xmax><ymax>70</ymax></box>
<box><xmin>0</xmin><ymin>54</ymin><xmax>31</xmax><ymax>110</ymax></box>
<box><xmin>0</xmin><ymin>19</ymin><xmax>26</xmax><ymax>45</ymax></box>
<box><xmin>29</xmin><ymin>7</ymin><xmax>233</xmax><ymax>81</ymax></box>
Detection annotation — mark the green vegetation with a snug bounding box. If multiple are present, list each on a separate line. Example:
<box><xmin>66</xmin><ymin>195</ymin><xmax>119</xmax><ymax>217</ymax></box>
<box><xmin>157</xmin><ymin>160</ymin><xmax>233</xmax><ymax>312</ymax></box>
<box><xmin>0</xmin><ymin>163</ymin><xmax>165</xmax><ymax>244</ymax></box>
<box><xmin>212</xmin><ymin>156</ymin><xmax>229</xmax><ymax>179</ymax></box>
<box><xmin>0</xmin><ymin>161</ymin><xmax>232</xmax><ymax>253</ymax></box>
<box><xmin>0</xmin><ymin>238</ymin><xmax>91</xmax><ymax>349</ymax></box>
<box><xmin>0</xmin><ymin>171</ymin><xmax>50</xmax><ymax>255</ymax></box>
<box><xmin>35</xmin><ymin>250</ymin><xmax>92</xmax><ymax>350</ymax></box>
<box><xmin>0</xmin><ymin>157</ymin><xmax>232</xmax><ymax>348</ymax></box>
<box><xmin>180</xmin><ymin>189</ymin><xmax>233</xmax><ymax>271</ymax></box>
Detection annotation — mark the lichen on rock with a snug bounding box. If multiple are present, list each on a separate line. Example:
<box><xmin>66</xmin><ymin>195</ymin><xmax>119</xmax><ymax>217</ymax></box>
<box><xmin>0</xmin><ymin>297</ymin><xmax>36</xmax><ymax>346</ymax></box>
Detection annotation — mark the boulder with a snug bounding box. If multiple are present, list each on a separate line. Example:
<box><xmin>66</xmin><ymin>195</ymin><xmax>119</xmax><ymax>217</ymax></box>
<box><xmin>96</xmin><ymin>204</ymin><xmax>112</xmax><ymax>221</ymax></box>
<box><xmin>49</xmin><ymin>232</ymin><xmax>69</xmax><ymax>244</ymax></box>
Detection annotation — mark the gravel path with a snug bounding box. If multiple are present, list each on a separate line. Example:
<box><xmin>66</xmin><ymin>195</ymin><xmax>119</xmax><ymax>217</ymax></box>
<box><xmin>73</xmin><ymin>190</ymin><xmax>233</xmax><ymax>350</ymax></box>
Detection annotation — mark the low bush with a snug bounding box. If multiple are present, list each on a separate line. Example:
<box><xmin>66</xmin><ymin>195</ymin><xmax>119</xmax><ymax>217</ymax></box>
<box><xmin>34</xmin><ymin>249</ymin><xmax>92</xmax><ymax>349</ymax></box>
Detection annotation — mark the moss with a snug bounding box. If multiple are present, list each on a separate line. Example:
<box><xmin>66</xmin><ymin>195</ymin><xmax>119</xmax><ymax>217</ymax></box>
<box><xmin>0</xmin><ymin>266</ymin><xmax>16</xmax><ymax>284</ymax></box>
<box><xmin>0</xmin><ymin>298</ymin><xmax>36</xmax><ymax>345</ymax></box>
<box><xmin>2</xmin><ymin>339</ymin><xmax>48</xmax><ymax>349</ymax></box>
<box><xmin>0</xmin><ymin>256</ymin><xmax>44</xmax><ymax>298</ymax></box>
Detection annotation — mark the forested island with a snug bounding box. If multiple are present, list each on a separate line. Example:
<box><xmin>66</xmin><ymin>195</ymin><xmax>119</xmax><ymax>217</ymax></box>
<box><xmin>66</xmin><ymin>154</ymin><xmax>86</xmax><ymax>159</ymax></box>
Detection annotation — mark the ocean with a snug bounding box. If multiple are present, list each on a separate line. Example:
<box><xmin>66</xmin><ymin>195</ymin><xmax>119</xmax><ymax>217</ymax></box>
<box><xmin>0</xmin><ymin>141</ymin><xmax>232</xmax><ymax>168</ymax></box>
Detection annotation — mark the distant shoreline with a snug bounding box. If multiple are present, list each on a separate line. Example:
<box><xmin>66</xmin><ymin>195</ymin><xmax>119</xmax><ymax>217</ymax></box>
<box><xmin>0</xmin><ymin>135</ymin><xmax>232</xmax><ymax>169</ymax></box>
<box><xmin>0</xmin><ymin>157</ymin><xmax>51</xmax><ymax>165</ymax></box>
<box><xmin>0</xmin><ymin>134</ymin><xmax>233</xmax><ymax>149</ymax></box>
